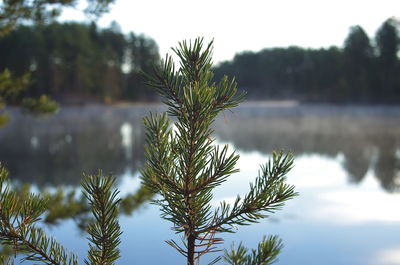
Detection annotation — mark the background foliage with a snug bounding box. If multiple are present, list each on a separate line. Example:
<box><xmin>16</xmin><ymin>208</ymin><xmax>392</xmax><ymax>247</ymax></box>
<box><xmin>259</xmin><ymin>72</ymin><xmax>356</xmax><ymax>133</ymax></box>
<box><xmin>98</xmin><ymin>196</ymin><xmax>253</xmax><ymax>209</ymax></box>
<box><xmin>214</xmin><ymin>18</ymin><xmax>400</xmax><ymax>104</ymax></box>
<box><xmin>1</xmin><ymin>17</ymin><xmax>399</xmax><ymax>104</ymax></box>
<box><xmin>0</xmin><ymin>22</ymin><xmax>160</xmax><ymax>103</ymax></box>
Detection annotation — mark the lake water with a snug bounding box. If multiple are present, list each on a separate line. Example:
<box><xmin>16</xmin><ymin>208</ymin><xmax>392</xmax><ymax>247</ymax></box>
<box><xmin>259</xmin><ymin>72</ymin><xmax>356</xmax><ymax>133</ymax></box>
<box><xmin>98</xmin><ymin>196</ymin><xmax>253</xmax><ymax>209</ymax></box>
<box><xmin>1</xmin><ymin>103</ymin><xmax>400</xmax><ymax>265</ymax></box>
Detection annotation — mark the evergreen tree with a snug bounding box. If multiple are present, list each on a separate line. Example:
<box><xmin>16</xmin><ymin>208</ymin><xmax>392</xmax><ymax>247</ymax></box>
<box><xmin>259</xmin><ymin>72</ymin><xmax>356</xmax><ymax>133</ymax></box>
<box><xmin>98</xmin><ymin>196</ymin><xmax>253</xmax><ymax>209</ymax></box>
<box><xmin>343</xmin><ymin>25</ymin><xmax>373</xmax><ymax>102</ymax></box>
<box><xmin>0</xmin><ymin>22</ymin><xmax>161</xmax><ymax>103</ymax></box>
<box><xmin>142</xmin><ymin>38</ymin><xmax>297</xmax><ymax>265</ymax></box>
<box><xmin>0</xmin><ymin>0</ymin><xmax>116</xmax><ymax>36</ymax></box>
<box><xmin>376</xmin><ymin>18</ymin><xmax>399</xmax><ymax>68</ymax></box>
<box><xmin>376</xmin><ymin>18</ymin><xmax>400</xmax><ymax>102</ymax></box>
<box><xmin>0</xmin><ymin>69</ymin><xmax>58</xmax><ymax>128</ymax></box>
<box><xmin>0</xmin><ymin>0</ymin><xmax>117</xmax><ymax>126</ymax></box>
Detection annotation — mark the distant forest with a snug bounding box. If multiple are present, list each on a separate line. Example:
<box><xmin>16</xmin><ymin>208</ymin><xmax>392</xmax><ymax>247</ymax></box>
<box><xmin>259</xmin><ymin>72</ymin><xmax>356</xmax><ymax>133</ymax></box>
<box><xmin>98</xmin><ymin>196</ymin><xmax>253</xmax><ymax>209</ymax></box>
<box><xmin>0</xmin><ymin>18</ymin><xmax>399</xmax><ymax>104</ymax></box>
<box><xmin>215</xmin><ymin>18</ymin><xmax>400</xmax><ymax>104</ymax></box>
<box><xmin>0</xmin><ymin>22</ymin><xmax>160</xmax><ymax>103</ymax></box>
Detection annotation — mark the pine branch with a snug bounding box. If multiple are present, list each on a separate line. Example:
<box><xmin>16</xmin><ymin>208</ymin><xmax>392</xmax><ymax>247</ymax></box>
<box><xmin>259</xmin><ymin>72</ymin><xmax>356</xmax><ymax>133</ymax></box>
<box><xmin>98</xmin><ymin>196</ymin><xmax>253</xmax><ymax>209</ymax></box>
<box><xmin>120</xmin><ymin>185</ymin><xmax>154</xmax><ymax>215</ymax></box>
<box><xmin>0</xmin><ymin>165</ymin><xmax>124</xmax><ymax>265</ymax></box>
<box><xmin>18</xmin><ymin>227</ymin><xmax>78</xmax><ymax>265</ymax></box>
<box><xmin>0</xmin><ymin>166</ymin><xmax>78</xmax><ymax>265</ymax></box>
<box><xmin>82</xmin><ymin>172</ymin><xmax>122</xmax><ymax>265</ymax></box>
<box><xmin>142</xmin><ymin>56</ymin><xmax>183</xmax><ymax>117</ymax></box>
<box><xmin>224</xmin><ymin>236</ymin><xmax>283</xmax><ymax>265</ymax></box>
<box><xmin>172</xmin><ymin>38</ymin><xmax>213</xmax><ymax>83</ymax></box>
<box><xmin>191</xmin><ymin>145</ymin><xmax>240</xmax><ymax>193</ymax></box>
<box><xmin>203</xmin><ymin>152</ymin><xmax>297</xmax><ymax>234</ymax></box>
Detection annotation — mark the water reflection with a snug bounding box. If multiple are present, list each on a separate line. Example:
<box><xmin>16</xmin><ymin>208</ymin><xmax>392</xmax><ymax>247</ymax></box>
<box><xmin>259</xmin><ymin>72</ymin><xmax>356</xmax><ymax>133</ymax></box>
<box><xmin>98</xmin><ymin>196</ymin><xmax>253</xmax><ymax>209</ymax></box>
<box><xmin>120</xmin><ymin>122</ymin><xmax>133</xmax><ymax>159</ymax></box>
<box><xmin>2</xmin><ymin>104</ymin><xmax>400</xmax><ymax>265</ymax></box>
<box><xmin>215</xmin><ymin>105</ymin><xmax>400</xmax><ymax>192</ymax></box>
<box><xmin>377</xmin><ymin>247</ymin><xmax>400</xmax><ymax>265</ymax></box>
<box><xmin>0</xmin><ymin>106</ymin><xmax>153</xmax><ymax>186</ymax></box>
<box><xmin>0</xmin><ymin>105</ymin><xmax>399</xmax><ymax>192</ymax></box>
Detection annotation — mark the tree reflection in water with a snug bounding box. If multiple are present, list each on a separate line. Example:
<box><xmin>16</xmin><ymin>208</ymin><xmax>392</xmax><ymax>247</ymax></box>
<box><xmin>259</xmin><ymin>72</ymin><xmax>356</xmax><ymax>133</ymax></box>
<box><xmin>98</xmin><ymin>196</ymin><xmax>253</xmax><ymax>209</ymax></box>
<box><xmin>214</xmin><ymin>104</ymin><xmax>400</xmax><ymax>193</ymax></box>
<box><xmin>0</xmin><ymin>104</ymin><xmax>399</xmax><ymax>193</ymax></box>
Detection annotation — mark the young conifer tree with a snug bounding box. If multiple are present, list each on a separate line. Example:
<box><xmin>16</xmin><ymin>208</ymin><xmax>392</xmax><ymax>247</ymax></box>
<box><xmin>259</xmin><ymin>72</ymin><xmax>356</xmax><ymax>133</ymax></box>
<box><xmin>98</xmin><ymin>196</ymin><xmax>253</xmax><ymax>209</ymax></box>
<box><xmin>141</xmin><ymin>38</ymin><xmax>297</xmax><ymax>265</ymax></box>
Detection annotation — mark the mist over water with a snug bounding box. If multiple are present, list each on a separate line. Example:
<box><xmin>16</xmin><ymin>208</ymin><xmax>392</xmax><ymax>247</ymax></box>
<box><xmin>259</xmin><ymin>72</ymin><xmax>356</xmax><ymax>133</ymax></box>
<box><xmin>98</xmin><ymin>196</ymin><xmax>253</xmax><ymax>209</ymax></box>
<box><xmin>1</xmin><ymin>104</ymin><xmax>400</xmax><ymax>265</ymax></box>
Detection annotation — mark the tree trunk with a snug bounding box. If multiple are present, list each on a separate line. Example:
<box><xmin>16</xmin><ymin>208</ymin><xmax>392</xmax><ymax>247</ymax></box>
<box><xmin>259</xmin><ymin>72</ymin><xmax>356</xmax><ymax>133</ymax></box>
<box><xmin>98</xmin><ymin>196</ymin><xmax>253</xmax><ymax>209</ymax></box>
<box><xmin>187</xmin><ymin>235</ymin><xmax>195</xmax><ymax>265</ymax></box>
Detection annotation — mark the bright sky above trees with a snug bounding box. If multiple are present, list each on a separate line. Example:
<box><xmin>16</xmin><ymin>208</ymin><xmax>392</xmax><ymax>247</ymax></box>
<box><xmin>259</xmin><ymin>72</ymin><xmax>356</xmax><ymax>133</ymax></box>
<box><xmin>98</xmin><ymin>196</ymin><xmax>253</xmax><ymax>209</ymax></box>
<box><xmin>60</xmin><ymin>0</ymin><xmax>399</xmax><ymax>63</ymax></box>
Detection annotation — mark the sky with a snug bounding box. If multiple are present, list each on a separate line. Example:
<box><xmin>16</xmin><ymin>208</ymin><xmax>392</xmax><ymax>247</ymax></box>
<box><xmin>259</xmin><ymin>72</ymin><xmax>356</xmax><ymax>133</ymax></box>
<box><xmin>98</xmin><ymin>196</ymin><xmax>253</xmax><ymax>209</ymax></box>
<box><xmin>61</xmin><ymin>0</ymin><xmax>400</xmax><ymax>63</ymax></box>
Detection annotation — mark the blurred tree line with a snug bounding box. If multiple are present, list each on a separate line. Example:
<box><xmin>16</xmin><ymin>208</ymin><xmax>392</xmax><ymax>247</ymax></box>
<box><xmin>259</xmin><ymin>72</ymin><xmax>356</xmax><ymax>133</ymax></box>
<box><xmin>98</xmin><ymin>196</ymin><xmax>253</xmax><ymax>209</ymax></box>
<box><xmin>0</xmin><ymin>0</ymin><xmax>118</xmax><ymax>125</ymax></box>
<box><xmin>0</xmin><ymin>21</ymin><xmax>160</xmax><ymax>103</ymax></box>
<box><xmin>1</xmin><ymin>17</ymin><xmax>399</xmax><ymax>104</ymax></box>
<box><xmin>214</xmin><ymin>18</ymin><xmax>400</xmax><ymax>104</ymax></box>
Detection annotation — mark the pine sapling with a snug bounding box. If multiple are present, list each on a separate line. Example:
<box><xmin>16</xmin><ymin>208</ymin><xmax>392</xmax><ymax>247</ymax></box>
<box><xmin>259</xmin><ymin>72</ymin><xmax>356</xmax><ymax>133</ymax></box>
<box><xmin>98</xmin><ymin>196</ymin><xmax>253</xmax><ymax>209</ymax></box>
<box><xmin>141</xmin><ymin>38</ymin><xmax>298</xmax><ymax>265</ymax></box>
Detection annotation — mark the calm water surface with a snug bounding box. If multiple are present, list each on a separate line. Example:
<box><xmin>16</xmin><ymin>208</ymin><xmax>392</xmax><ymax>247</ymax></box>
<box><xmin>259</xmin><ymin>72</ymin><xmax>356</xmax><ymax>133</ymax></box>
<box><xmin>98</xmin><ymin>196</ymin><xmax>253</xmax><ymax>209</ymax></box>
<box><xmin>1</xmin><ymin>104</ymin><xmax>400</xmax><ymax>265</ymax></box>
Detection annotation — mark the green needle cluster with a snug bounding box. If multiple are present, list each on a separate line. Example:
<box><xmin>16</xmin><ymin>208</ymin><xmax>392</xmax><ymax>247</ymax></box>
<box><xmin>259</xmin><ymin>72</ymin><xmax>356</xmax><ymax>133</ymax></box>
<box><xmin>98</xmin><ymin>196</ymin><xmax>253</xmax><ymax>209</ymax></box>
<box><xmin>0</xmin><ymin>167</ymin><xmax>121</xmax><ymax>265</ymax></box>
